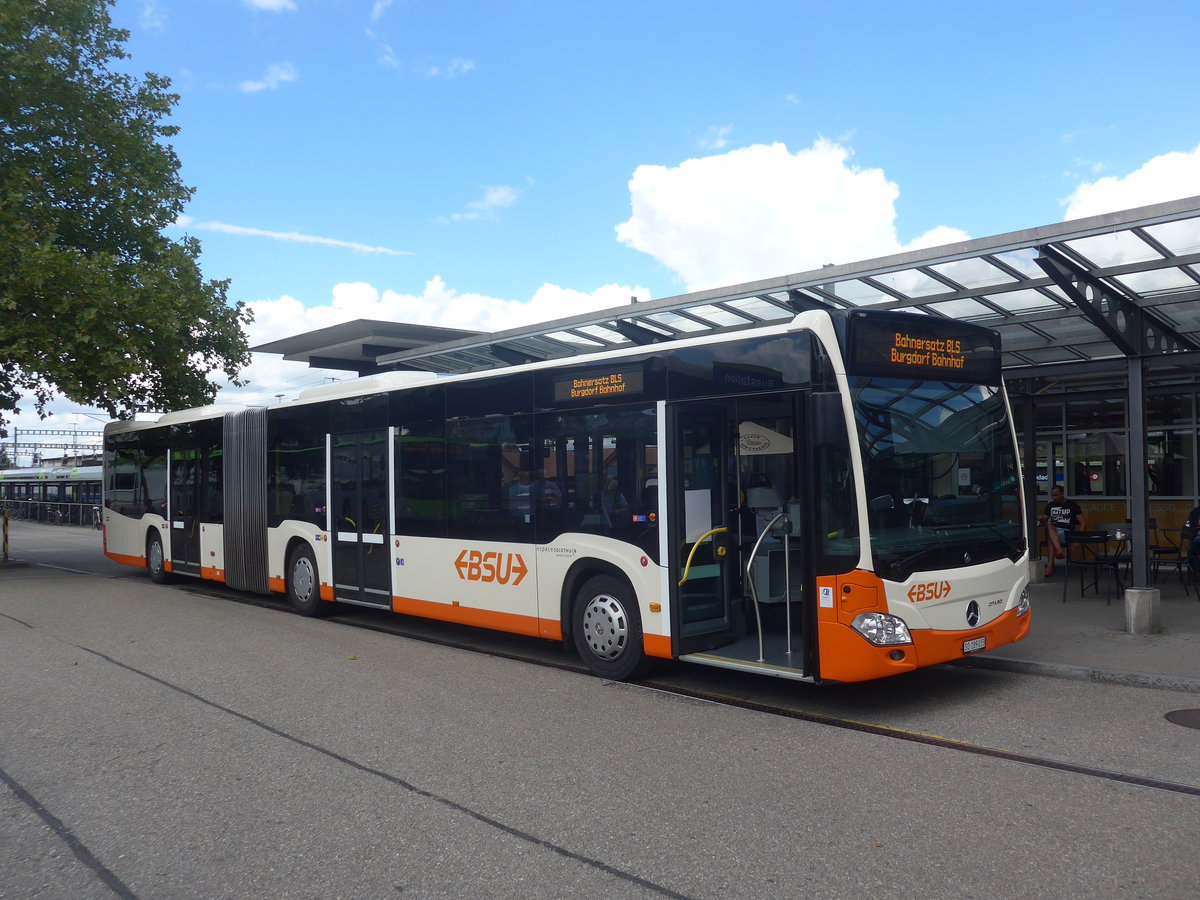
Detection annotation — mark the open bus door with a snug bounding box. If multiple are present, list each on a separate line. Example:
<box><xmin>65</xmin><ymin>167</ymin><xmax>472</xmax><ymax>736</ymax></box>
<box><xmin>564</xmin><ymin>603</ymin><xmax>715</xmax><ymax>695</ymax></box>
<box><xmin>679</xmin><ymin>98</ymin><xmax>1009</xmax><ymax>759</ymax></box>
<box><xmin>330</xmin><ymin>430</ymin><xmax>392</xmax><ymax>607</ymax></box>
<box><xmin>669</xmin><ymin>396</ymin><xmax>814</xmax><ymax>678</ymax></box>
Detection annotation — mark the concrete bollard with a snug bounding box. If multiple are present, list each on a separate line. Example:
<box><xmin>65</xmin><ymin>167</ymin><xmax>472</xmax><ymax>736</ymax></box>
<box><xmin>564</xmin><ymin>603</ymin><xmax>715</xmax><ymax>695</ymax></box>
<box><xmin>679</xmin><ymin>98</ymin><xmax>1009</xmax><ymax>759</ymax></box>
<box><xmin>1124</xmin><ymin>587</ymin><xmax>1161</xmax><ymax>635</ymax></box>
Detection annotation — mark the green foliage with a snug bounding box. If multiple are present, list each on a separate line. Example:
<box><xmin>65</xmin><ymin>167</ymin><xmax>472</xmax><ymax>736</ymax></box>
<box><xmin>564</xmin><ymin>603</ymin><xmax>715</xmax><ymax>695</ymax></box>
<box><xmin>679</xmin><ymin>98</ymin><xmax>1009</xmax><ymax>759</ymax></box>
<box><xmin>0</xmin><ymin>0</ymin><xmax>251</xmax><ymax>435</ymax></box>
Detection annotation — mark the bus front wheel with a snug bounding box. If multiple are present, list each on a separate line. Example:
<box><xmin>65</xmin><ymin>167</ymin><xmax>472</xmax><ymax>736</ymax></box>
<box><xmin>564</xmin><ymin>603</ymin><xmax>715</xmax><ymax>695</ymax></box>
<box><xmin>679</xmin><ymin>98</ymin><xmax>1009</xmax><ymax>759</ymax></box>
<box><xmin>572</xmin><ymin>574</ymin><xmax>646</xmax><ymax>681</ymax></box>
<box><xmin>287</xmin><ymin>544</ymin><xmax>330</xmax><ymax>617</ymax></box>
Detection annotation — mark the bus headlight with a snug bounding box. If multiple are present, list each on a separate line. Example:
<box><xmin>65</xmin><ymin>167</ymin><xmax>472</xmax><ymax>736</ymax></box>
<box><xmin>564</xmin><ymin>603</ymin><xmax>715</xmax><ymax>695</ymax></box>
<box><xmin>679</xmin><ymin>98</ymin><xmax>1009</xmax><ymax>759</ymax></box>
<box><xmin>1016</xmin><ymin>587</ymin><xmax>1030</xmax><ymax>616</ymax></box>
<box><xmin>852</xmin><ymin>612</ymin><xmax>913</xmax><ymax>645</ymax></box>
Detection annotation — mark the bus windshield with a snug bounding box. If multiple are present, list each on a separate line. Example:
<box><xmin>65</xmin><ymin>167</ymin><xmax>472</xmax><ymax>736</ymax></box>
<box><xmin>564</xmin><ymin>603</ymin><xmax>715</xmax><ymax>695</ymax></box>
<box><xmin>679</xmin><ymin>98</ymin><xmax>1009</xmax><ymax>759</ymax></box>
<box><xmin>851</xmin><ymin>377</ymin><xmax>1024</xmax><ymax>581</ymax></box>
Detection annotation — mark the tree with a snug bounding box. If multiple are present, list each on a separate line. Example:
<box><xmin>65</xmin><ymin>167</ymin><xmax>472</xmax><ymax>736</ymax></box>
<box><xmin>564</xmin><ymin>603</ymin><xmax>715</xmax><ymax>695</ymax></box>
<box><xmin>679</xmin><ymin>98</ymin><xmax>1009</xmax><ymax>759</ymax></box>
<box><xmin>0</xmin><ymin>0</ymin><xmax>251</xmax><ymax>437</ymax></box>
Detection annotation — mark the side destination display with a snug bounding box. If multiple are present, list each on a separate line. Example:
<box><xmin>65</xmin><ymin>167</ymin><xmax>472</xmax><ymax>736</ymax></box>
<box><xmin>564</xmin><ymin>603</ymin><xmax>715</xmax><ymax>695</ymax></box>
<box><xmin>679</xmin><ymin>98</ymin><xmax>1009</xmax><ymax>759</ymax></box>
<box><xmin>846</xmin><ymin>313</ymin><xmax>1002</xmax><ymax>383</ymax></box>
<box><xmin>552</xmin><ymin>366</ymin><xmax>645</xmax><ymax>402</ymax></box>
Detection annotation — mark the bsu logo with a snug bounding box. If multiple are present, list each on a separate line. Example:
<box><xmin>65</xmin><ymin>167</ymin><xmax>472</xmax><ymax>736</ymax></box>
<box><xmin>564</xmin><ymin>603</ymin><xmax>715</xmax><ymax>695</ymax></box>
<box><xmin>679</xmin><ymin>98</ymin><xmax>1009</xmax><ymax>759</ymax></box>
<box><xmin>454</xmin><ymin>549</ymin><xmax>529</xmax><ymax>586</ymax></box>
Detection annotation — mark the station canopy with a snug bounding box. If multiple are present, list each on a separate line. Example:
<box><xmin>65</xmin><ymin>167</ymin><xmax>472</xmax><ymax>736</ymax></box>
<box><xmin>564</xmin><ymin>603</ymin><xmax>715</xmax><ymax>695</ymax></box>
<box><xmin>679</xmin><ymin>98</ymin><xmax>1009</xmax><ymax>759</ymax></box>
<box><xmin>256</xmin><ymin>195</ymin><xmax>1200</xmax><ymax>383</ymax></box>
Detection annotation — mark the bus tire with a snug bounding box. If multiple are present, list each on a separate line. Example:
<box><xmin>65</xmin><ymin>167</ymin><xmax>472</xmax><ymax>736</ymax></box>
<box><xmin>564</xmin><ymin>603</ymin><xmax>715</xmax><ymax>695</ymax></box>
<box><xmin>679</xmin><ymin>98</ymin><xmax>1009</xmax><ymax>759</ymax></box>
<box><xmin>147</xmin><ymin>531</ymin><xmax>170</xmax><ymax>584</ymax></box>
<box><xmin>287</xmin><ymin>543</ymin><xmax>330</xmax><ymax>617</ymax></box>
<box><xmin>572</xmin><ymin>574</ymin><xmax>646</xmax><ymax>680</ymax></box>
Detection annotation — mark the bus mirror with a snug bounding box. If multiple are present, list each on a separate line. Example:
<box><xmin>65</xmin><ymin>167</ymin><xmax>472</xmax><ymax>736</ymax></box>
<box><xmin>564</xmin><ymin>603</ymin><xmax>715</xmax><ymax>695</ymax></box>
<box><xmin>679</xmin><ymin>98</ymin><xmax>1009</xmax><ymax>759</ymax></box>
<box><xmin>810</xmin><ymin>392</ymin><xmax>845</xmax><ymax>448</ymax></box>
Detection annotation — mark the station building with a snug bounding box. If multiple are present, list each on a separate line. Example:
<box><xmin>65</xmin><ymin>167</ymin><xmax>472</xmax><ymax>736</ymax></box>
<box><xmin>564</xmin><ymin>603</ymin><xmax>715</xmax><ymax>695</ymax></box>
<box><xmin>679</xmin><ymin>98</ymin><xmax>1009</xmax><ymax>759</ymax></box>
<box><xmin>256</xmin><ymin>195</ymin><xmax>1200</xmax><ymax>587</ymax></box>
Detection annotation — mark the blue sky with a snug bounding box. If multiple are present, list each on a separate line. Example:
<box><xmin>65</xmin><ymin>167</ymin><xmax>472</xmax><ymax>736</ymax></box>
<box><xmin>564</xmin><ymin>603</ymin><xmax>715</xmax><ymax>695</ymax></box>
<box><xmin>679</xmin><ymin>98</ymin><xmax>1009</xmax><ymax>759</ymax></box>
<box><xmin>13</xmin><ymin>0</ymin><xmax>1200</xmax><ymax>450</ymax></box>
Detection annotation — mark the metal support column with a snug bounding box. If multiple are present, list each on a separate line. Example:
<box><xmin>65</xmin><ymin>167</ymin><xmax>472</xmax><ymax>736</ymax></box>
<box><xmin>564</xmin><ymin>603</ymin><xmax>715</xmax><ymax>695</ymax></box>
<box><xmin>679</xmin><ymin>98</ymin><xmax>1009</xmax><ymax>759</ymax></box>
<box><xmin>1127</xmin><ymin>358</ymin><xmax>1151</xmax><ymax>588</ymax></box>
<box><xmin>1021</xmin><ymin>389</ymin><xmax>1041</xmax><ymax>560</ymax></box>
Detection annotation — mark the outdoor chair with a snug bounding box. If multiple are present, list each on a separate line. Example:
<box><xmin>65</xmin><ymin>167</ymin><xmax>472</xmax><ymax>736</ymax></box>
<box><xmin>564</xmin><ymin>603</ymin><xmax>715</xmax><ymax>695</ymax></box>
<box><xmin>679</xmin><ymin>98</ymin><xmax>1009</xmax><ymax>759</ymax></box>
<box><xmin>1152</xmin><ymin>526</ymin><xmax>1194</xmax><ymax>598</ymax></box>
<box><xmin>1062</xmin><ymin>529</ymin><xmax>1119</xmax><ymax>605</ymax></box>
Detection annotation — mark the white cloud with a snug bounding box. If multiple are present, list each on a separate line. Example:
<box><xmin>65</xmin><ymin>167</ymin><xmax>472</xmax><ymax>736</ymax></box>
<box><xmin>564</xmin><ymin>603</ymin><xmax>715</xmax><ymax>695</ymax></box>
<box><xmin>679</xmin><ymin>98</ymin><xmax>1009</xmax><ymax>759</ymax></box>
<box><xmin>249</xmin><ymin>278</ymin><xmax>646</xmax><ymax>343</ymax></box>
<box><xmin>243</xmin><ymin>0</ymin><xmax>297</xmax><ymax>11</ymax></box>
<box><xmin>239</xmin><ymin>62</ymin><xmax>298</xmax><ymax>93</ymax></box>
<box><xmin>138</xmin><ymin>0</ymin><xmax>167</xmax><ymax>32</ymax></box>
<box><xmin>419</xmin><ymin>58</ymin><xmax>476</xmax><ymax>79</ymax></box>
<box><xmin>209</xmin><ymin>277</ymin><xmax>651</xmax><ymax>404</ymax></box>
<box><xmin>1062</xmin><ymin>143</ymin><xmax>1200</xmax><ymax>220</ymax></box>
<box><xmin>439</xmin><ymin>184</ymin><xmax>524</xmax><ymax>223</ymax></box>
<box><xmin>699</xmin><ymin>125</ymin><xmax>732</xmax><ymax>150</ymax></box>
<box><xmin>370</xmin><ymin>0</ymin><xmax>396</xmax><ymax>22</ymax></box>
<box><xmin>176</xmin><ymin>218</ymin><xmax>409</xmax><ymax>256</ymax></box>
<box><xmin>615</xmin><ymin>139</ymin><xmax>965</xmax><ymax>292</ymax></box>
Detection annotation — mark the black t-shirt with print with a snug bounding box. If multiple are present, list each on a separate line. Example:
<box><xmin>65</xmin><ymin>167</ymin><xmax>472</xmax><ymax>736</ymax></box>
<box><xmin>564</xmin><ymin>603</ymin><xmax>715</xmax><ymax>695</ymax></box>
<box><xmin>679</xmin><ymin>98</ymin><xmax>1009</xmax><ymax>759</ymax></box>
<box><xmin>1044</xmin><ymin>499</ymin><xmax>1081</xmax><ymax>529</ymax></box>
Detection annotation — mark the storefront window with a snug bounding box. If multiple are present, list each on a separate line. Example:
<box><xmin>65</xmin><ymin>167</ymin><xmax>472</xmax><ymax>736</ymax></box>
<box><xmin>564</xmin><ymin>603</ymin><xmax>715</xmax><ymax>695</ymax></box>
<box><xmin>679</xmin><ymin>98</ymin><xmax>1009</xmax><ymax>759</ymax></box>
<box><xmin>1148</xmin><ymin>431</ymin><xmax>1194</xmax><ymax>497</ymax></box>
<box><xmin>1064</xmin><ymin>396</ymin><xmax>1125</xmax><ymax>432</ymax></box>
<box><xmin>1067</xmin><ymin>433</ymin><xmax>1125</xmax><ymax>497</ymax></box>
<box><xmin>1147</xmin><ymin>390</ymin><xmax>1194</xmax><ymax>427</ymax></box>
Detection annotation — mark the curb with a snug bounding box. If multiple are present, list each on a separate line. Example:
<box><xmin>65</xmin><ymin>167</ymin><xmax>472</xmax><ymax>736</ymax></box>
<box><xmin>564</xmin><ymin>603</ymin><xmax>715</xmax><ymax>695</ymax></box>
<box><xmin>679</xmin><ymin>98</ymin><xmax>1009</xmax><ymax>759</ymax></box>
<box><xmin>954</xmin><ymin>655</ymin><xmax>1200</xmax><ymax>694</ymax></box>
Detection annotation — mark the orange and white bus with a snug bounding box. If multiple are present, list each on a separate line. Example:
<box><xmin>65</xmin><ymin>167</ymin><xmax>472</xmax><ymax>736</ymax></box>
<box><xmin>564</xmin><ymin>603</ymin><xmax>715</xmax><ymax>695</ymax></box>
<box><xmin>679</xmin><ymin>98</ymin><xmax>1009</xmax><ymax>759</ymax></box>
<box><xmin>102</xmin><ymin>308</ymin><xmax>1030</xmax><ymax>683</ymax></box>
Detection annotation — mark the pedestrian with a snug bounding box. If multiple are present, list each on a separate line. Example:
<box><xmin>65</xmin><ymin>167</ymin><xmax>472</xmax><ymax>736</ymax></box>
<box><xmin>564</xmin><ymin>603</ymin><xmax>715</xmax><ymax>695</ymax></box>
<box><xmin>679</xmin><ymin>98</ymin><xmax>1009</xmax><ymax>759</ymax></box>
<box><xmin>1038</xmin><ymin>485</ymin><xmax>1086</xmax><ymax>577</ymax></box>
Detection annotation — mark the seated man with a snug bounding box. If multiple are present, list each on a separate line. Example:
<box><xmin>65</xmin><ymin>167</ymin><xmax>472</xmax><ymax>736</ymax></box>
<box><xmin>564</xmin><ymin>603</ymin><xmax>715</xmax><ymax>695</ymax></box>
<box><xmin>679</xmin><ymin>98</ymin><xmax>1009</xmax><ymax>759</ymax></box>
<box><xmin>1037</xmin><ymin>486</ymin><xmax>1086</xmax><ymax>577</ymax></box>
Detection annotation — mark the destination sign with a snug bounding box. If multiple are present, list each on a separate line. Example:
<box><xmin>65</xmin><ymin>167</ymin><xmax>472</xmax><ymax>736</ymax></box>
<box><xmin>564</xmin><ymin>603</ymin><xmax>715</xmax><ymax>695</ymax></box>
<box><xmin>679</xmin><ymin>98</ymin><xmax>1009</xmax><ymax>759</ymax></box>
<box><xmin>847</xmin><ymin>314</ymin><xmax>1000</xmax><ymax>382</ymax></box>
<box><xmin>553</xmin><ymin>367</ymin><xmax>645</xmax><ymax>402</ymax></box>
<box><xmin>889</xmin><ymin>332</ymin><xmax>966</xmax><ymax>371</ymax></box>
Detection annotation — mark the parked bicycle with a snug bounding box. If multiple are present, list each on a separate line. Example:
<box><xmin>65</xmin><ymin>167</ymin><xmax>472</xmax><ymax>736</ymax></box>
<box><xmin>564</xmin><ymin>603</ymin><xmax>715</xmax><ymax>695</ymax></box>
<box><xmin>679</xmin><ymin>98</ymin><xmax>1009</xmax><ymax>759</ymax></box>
<box><xmin>47</xmin><ymin>505</ymin><xmax>65</xmax><ymax>526</ymax></box>
<box><xmin>92</xmin><ymin>505</ymin><xmax>102</xmax><ymax>529</ymax></box>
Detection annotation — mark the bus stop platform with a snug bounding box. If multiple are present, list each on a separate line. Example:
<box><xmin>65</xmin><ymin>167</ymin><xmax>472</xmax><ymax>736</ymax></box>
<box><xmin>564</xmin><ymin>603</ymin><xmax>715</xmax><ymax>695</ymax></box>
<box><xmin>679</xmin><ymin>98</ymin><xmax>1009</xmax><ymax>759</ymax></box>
<box><xmin>968</xmin><ymin>574</ymin><xmax>1200</xmax><ymax>693</ymax></box>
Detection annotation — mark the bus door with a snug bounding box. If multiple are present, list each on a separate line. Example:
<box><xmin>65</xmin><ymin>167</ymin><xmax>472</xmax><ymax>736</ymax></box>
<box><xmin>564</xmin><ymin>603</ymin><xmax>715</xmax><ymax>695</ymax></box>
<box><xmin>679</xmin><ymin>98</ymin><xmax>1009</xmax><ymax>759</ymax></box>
<box><xmin>670</xmin><ymin>403</ymin><xmax>737</xmax><ymax>653</ymax></box>
<box><xmin>330</xmin><ymin>431</ymin><xmax>392</xmax><ymax>607</ymax></box>
<box><xmin>169</xmin><ymin>448</ymin><xmax>201</xmax><ymax>576</ymax></box>
<box><xmin>670</xmin><ymin>396</ymin><xmax>811</xmax><ymax>673</ymax></box>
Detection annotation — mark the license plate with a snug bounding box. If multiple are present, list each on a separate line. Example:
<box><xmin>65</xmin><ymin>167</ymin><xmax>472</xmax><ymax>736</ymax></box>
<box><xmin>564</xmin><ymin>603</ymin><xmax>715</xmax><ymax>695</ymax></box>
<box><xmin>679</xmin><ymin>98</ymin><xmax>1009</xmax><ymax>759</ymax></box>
<box><xmin>962</xmin><ymin>636</ymin><xmax>986</xmax><ymax>654</ymax></box>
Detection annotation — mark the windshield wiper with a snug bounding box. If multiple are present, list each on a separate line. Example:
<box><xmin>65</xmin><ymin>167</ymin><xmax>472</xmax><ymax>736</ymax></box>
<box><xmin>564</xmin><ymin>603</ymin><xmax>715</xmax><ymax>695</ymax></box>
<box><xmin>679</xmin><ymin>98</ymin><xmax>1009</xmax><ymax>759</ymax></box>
<box><xmin>974</xmin><ymin>522</ymin><xmax>1025</xmax><ymax>557</ymax></box>
<box><xmin>883</xmin><ymin>540</ymin><xmax>959</xmax><ymax>578</ymax></box>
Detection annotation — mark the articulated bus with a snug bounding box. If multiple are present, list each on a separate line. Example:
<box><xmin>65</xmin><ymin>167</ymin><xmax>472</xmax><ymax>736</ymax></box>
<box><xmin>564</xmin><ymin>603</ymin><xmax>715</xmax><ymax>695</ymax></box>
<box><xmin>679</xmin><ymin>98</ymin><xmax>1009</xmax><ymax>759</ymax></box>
<box><xmin>102</xmin><ymin>308</ymin><xmax>1030</xmax><ymax>683</ymax></box>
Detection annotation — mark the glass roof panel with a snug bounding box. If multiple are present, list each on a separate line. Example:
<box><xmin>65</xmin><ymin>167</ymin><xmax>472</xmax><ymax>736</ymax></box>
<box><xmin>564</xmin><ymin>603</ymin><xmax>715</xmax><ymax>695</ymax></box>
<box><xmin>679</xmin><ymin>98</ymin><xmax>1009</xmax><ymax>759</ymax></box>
<box><xmin>926</xmin><ymin>257</ymin><xmax>1019</xmax><ymax>289</ymax></box>
<box><xmin>869</xmin><ymin>268</ymin><xmax>948</xmax><ymax>298</ymax></box>
<box><xmin>824</xmin><ymin>278</ymin><xmax>887</xmax><ymax>305</ymax></box>
<box><xmin>990</xmin><ymin>248</ymin><xmax>1042</xmax><ymax>279</ymax></box>
<box><xmin>643</xmin><ymin>311</ymin><xmax>711</xmax><ymax>333</ymax></box>
<box><xmin>1142</xmin><ymin>220</ymin><xmax>1200</xmax><ymax>256</ymax></box>
<box><xmin>686</xmin><ymin>304</ymin><xmax>754</xmax><ymax>326</ymax></box>
<box><xmin>1018</xmin><ymin>346</ymin><xmax>1093</xmax><ymax>364</ymax></box>
<box><xmin>627</xmin><ymin>318</ymin><xmax>674</xmax><ymax>336</ymax></box>
<box><xmin>545</xmin><ymin>330</ymin><xmax>603</xmax><ymax>347</ymax></box>
<box><xmin>1062</xmin><ymin>231</ymin><xmax>1163</xmax><ymax>268</ymax></box>
<box><xmin>986</xmin><ymin>287</ymin><xmax>1066</xmax><ymax>313</ymax></box>
<box><xmin>924</xmin><ymin>298</ymin><xmax>997</xmax><ymax>319</ymax></box>
<box><xmin>1155</xmin><ymin>298</ymin><xmax>1200</xmax><ymax>327</ymax></box>
<box><xmin>1112</xmin><ymin>268</ymin><xmax>1199</xmax><ymax>296</ymax></box>
<box><xmin>576</xmin><ymin>324</ymin><xmax>629</xmax><ymax>343</ymax></box>
<box><xmin>521</xmin><ymin>335</ymin><xmax>577</xmax><ymax>353</ymax></box>
<box><xmin>723</xmin><ymin>297</ymin><xmax>793</xmax><ymax>321</ymax></box>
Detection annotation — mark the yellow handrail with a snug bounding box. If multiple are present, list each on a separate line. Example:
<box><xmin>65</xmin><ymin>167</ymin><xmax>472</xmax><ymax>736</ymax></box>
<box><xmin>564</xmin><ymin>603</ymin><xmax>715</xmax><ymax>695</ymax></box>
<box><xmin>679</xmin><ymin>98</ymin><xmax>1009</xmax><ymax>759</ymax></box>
<box><xmin>678</xmin><ymin>526</ymin><xmax>728</xmax><ymax>586</ymax></box>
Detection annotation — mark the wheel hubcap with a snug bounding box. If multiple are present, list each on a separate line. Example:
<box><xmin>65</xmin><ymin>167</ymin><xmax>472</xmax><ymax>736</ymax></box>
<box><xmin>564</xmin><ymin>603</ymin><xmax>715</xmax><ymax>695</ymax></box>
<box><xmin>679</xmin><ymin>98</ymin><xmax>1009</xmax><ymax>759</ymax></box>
<box><xmin>581</xmin><ymin>593</ymin><xmax>628</xmax><ymax>660</ymax></box>
<box><xmin>293</xmin><ymin>557</ymin><xmax>315</xmax><ymax>601</ymax></box>
<box><xmin>149</xmin><ymin>541</ymin><xmax>162</xmax><ymax>573</ymax></box>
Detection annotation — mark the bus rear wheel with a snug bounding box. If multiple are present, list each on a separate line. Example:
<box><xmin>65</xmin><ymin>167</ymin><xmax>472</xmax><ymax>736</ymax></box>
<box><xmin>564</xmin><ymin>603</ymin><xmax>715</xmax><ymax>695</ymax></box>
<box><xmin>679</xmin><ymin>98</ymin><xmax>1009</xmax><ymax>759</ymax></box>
<box><xmin>287</xmin><ymin>544</ymin><xmax>331</xmax><ymax>617</ymax></box>
<box><xmin>147</xmin><ymin>531</ymin><xmax>170</xmax><ymax>584</ymax></box>
<box><xmin>572</xmin><ymin>574</ymin><xmax>646</xmax><ymax>681</ymax></box>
